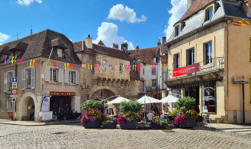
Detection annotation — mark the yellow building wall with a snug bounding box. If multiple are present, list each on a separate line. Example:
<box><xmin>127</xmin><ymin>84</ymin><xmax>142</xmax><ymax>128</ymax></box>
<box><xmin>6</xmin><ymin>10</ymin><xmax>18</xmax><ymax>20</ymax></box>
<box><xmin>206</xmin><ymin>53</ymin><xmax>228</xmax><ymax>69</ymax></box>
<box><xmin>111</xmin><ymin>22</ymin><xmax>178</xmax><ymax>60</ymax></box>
<box><xmin>226</xmin><ymin>23</ymin><xmax>251</xmax><ymax>123</ymax></box>
<box><xmin>167</xmin><ymin>23</ymin><xmax>225</xmax><ymax>119</ymax></box>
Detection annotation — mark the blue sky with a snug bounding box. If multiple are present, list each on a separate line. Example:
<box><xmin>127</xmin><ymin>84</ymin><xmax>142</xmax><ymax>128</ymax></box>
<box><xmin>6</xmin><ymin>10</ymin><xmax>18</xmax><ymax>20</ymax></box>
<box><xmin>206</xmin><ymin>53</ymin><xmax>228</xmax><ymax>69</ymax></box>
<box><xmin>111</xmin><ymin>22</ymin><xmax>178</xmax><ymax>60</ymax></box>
<box><xmin>0</xmin><ymin>0</ymin><xmax>187</xmax><ymax>49</ymax></box>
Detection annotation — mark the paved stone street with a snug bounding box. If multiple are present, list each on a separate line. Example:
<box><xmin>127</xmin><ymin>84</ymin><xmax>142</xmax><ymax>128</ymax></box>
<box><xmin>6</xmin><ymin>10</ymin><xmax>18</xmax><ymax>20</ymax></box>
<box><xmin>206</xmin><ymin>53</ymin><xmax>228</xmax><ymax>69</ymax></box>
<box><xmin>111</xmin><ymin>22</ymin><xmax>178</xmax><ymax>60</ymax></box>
<box><xmin>0</xmin><ymin>122</ymin><xmax>251</xmax><ymax>149</ymax></box>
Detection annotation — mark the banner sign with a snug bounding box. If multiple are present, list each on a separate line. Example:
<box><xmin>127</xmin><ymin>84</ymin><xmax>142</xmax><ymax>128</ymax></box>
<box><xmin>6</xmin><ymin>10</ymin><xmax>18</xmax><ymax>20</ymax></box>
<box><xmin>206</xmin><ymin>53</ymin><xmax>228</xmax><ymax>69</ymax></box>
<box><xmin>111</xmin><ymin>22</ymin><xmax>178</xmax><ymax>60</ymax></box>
<box><xmin>41</xmin><ymin>96</ymin><xmax>51</xmax><ymax>112</ymax></box>
<box><xmin>173</xmin><ymin>63</ymin><xmax>200</xmax><ymax>77</ymax></box>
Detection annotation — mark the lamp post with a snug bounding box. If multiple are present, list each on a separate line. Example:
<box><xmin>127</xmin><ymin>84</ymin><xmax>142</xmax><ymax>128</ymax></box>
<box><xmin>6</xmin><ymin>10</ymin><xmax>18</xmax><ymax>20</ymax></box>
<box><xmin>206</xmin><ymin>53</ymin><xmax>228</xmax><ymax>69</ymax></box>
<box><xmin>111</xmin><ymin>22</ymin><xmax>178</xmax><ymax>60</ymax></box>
<box><xmin>232</xmin><ymin>78</ymin><xmax>248</xmax><ymax>124</ymax></box>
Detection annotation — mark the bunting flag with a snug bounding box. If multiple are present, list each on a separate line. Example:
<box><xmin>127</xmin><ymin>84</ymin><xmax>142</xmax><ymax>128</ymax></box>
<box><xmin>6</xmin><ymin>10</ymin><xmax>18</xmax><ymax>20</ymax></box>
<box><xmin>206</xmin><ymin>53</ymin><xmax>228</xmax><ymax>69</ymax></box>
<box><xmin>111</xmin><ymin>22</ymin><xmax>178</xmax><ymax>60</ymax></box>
<box><xmin>0</xmin><ymin>53</ymin><xmax>168</xmax><ymax>72</ymax></box>
<box><xmin>233</xmin><ymin>18</ymin><xmax>251</xmax><ymax>26</ymax></box>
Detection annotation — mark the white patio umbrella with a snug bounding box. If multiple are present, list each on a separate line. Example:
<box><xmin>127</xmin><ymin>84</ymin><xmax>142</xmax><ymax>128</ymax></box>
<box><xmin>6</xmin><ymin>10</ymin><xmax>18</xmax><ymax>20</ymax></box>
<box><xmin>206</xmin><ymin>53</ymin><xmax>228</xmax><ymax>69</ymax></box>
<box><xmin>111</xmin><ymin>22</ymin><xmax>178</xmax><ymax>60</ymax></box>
<box><xmin>137</xmin><ymin>95</ymin><xmax>161</xmax><ymax>104</ymax></box>
<box><xmin>161</xmin><ymin>95</ymin><xmax>179</xmax><ymax>113</ymax></box>
<box><xmin>161</xmin><ymin>95</ymin><xmax>179</xmax><ymax>103</ymax></box>
<box><xmin>107</xmin><ymin>96</ymin><xmax>131</xmax><ymax>105</ymax></box>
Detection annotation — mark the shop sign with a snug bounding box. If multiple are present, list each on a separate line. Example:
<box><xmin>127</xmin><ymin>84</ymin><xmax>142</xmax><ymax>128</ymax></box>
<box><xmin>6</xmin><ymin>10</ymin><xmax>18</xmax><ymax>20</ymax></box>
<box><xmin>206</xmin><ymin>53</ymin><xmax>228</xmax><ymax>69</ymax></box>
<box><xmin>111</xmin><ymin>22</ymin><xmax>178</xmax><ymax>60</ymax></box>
<box><xmin>50</xmin><ymin>92</ymin><xmax>76</xmax><ymax>96</ymax></box>
<box><xmin>173</xmin><ymin>63</ymin><xmax>200</xmax><ymax>77</ymax></box>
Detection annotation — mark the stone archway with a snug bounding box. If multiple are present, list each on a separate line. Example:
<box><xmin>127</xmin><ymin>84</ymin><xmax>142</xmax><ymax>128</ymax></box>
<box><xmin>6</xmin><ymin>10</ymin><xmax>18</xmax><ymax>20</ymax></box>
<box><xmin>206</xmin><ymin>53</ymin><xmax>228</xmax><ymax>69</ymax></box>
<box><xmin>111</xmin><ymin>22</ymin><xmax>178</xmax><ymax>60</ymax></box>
<box><xmin>18</xmin><ymin>92</ymin><xmax>40</xmax><ymax>121</ymax></box>
<box><xmin>90</xmin><ymin>86</ymin><xmax>117</xmax><ymax>100</ymax></box>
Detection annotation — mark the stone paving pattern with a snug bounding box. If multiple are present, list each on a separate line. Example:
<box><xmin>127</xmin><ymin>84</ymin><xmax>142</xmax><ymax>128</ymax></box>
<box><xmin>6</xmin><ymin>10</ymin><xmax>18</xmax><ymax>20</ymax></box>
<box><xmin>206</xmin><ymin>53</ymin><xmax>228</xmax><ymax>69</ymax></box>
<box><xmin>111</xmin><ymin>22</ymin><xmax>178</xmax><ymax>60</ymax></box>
<box><xmin>0</xmin><ymin>122</ymin><xmax>251</xmax><ymax>149</ymax></box>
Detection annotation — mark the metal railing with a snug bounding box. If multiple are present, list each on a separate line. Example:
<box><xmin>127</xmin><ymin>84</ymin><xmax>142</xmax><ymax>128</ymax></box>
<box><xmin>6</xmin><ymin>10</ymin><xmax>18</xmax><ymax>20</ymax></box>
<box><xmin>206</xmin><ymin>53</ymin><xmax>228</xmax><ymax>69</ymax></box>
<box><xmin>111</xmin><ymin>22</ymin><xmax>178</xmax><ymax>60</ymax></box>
<box><xmin>167</xmin><ymin>57</ymin><xmax>224</xmax><ymax>80</ymax></box>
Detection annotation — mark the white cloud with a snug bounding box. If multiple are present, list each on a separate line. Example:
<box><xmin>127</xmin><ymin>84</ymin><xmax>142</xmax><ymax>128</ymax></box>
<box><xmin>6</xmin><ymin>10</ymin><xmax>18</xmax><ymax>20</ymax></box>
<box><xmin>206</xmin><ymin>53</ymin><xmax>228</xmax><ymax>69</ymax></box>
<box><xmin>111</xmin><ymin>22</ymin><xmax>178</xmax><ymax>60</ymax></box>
<box><xmin>94</xmin><ymin>22</ymin><xmax>134</xmax><ymax>50</ymax></box>
<box><xmin>0</xmin><ymin>32</ymin><xmax>10</xmax><ymax>45</ymax></box>
<box><xmin>107</xmin><ymin>4</ymin><xmax>147</xmax><ymax>23</ymax></box>
<box><xmin>17</xmin><ymin>0</ymin><xmax>42</xmax><ymax>6</ymax></box>
<box><xmin>164</xmin><ymin>0</ymin><xmax>187</xmax><ymax>38</ymax></box>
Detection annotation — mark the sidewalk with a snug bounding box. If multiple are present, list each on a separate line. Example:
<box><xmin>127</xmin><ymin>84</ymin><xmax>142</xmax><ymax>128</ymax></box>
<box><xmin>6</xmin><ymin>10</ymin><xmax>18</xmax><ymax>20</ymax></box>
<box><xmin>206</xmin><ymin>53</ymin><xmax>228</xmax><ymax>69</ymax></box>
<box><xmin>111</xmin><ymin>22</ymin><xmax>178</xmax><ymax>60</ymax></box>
<box><xmin>0</xmin><ymin>119</ymin><xmax>80</xmax><ymax>126</ymax></box>
<box><xmin>205</xmin><ymin>123</ymin><xmax>251</xmax><ymax>136</ymax></box>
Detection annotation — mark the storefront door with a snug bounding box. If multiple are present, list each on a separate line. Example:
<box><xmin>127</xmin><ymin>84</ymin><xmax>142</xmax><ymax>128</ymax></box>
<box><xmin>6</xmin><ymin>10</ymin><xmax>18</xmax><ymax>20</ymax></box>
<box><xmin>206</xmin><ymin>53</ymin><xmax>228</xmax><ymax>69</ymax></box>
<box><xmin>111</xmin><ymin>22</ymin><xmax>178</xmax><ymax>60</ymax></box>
<box><xmin>185</xmin><ymin>86</ymin><xmax>200</xmax><ymax>112</ymax></box>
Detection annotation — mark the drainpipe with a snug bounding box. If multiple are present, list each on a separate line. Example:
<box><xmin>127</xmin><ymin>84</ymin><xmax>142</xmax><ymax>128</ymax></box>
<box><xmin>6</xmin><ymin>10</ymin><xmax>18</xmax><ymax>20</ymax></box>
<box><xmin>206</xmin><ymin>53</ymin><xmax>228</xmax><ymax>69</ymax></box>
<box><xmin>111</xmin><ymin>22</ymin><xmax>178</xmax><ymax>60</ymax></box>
<box><xmin>242</xmin><ymin>83</ymin><xmax>245</xmax><ymax>124</ymax></box>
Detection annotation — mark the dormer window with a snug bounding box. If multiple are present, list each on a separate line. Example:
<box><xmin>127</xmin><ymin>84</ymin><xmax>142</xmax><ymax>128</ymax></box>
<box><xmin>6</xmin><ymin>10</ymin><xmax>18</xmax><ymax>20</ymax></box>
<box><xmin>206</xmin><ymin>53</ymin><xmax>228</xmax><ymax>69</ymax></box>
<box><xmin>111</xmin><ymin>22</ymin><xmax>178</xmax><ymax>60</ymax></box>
<box><xmin>175</xmin><ymin>25</ymin><xmax>181</xmax><ymax>37</ymax></box>
<box><xmin>205</xmin><ymin>7</ymin><xmax>213</xmax><ymax>21</ymax></box>
<box><xmin>57</xmin><ymin>48</ymin><xmax>63</xmax><ymax>58</ymax></box>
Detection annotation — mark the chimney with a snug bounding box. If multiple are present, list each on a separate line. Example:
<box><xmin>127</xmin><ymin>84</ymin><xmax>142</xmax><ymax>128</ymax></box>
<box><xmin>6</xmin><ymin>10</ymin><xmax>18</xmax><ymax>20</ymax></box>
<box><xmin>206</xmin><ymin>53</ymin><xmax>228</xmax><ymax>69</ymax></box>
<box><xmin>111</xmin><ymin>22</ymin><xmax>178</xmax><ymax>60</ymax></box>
<box><xmin>121</xmin><ymin>42</ymin><xmax>128</xmax><ymax>51</ymax></box>
<box><xmin>85</xmin><ymin>34</ymin><xmax>93</xmax><ymax>49</ymax></box>
<box><xmin>187</xmin><ymin>0</ymin><xmax>194</xmax><ymax>9</ymax></box>
<box><xmin>162</xmin><ymin>36</ymin><xmax>166</xmax><ymax>44</ymax></box>
<box><xmin>113</xmin><ymin>43</ymin><xmax>119</xmax><ymax>49</ymax></box>
<box><xmin>136</xmin><ymin>45</ymin><xmax>140</xmax><ymax>50</ymax></box>
<box><xmin>157</xmin><ymin>40</ymin><xmax>161</xmax><ymax>46</ymax></box>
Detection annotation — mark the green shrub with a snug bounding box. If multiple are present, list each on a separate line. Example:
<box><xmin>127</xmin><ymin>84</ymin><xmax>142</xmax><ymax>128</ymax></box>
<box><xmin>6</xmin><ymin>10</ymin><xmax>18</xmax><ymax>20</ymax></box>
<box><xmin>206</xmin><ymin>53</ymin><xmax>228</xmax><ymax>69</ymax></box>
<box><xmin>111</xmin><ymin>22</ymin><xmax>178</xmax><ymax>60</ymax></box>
<box><xmin>176</xmin><ymin>96</ymin><xmax>196</xmax><ymax>112</ymax></box>
<box><xmin>119</xmin><ymin>101</ymin><xmax>141</xmax><ymax>114</ymax></box>
<box><xmin>80</xmin><ymin>100</ymin><xmax>103</xmax><ymax>111</ymax></box>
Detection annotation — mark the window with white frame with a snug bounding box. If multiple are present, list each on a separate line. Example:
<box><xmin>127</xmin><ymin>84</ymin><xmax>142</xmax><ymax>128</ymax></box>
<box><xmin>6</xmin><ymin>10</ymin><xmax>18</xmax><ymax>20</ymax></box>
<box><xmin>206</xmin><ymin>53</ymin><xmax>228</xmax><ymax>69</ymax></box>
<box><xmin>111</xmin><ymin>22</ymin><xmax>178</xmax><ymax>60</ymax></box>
<box><xmin>4</xmin><ymin>71</ymin><xmax>15</xmax><ymax>92</ymax></box>
<box><xmin>69</xmin><ymin>71</ymin><xmax>76</xmax><ymax>84</ymax></box>
<box><xmin>50</xmin><ymin>68</ymin><xmax>58</xmax><ymax>82</ymax></box>
<box><xmin>57</xmin><ymin>48</ymin><xmax>63</xmax><ymax>58</ymax></box>
<box><xmin>205</xmin><ymin>7</ymin><xmax>213</xmax><ymax>21</ymax></box>
<box><xmin>22</xmin><ymin>67</ymin><xmax>35</xmax><ymax>90</ymax></box>
<box><xmin>204</xmin><ymin>41</ymin><xmax>213</xmax><ymax>65</ymax></box>
<box><xmin>173</xmin><ymin>53</ymin><xmax>180</xmax><ymax>69</ymax></box>
<box><xmin>175</xmin><ymin>25</ymin><xmax>180</xmax><ymax>37</ymax></box>
<box><xmin>186</xmin><ymin>48</ymin><xmax>195</xmax><ymax>66</ymax></box>
<box><xmin>7</xmin><ymin>98</ymin><xmax>13</xmax><ymax>111</ymax></box>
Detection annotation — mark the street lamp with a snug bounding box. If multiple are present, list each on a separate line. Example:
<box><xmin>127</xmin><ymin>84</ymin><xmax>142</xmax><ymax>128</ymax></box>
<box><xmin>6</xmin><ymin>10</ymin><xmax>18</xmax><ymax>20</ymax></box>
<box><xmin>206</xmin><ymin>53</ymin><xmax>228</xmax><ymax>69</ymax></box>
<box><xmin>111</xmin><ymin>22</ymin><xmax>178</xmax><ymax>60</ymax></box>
<box><xmin>232</xmin><ymin>77</ymin><xmax>249</xmax><ymax>124</ymax></box>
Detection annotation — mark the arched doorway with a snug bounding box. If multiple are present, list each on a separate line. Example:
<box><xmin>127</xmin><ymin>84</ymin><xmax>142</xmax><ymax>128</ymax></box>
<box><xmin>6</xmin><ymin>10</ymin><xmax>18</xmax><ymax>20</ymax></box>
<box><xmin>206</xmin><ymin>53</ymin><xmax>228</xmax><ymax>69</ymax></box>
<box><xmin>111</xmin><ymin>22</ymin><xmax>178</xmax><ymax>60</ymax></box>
<box><xmin>91</xmin><ymin>89</ymin><xmax>115</xmax><ymax>100</ymax></box>
<box><xmin>18</xmin><ymin>93</ymin><xmax>37</xmax><ymax>121</ymax></box>
<box><xmin>26</xmin><ymin>98</ymin><xmax>35</xmax><ymax>121</ymax></box>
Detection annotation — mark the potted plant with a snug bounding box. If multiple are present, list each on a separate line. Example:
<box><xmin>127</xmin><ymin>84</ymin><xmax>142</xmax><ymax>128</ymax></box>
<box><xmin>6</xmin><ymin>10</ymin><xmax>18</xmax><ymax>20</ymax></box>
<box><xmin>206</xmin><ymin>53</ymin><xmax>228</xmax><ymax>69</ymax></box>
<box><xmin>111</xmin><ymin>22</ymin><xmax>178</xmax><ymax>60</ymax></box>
<box><xmin>117</xmin><ymin>101</ymin><xmax>141</xmax><ymax>129</ymax></box>
<box><xmin>101</xmin><ymin>116</ymin><xmax>117</xmax><ymax>129</ymax></box>
<box><xmin>173</xmin><ymin>97</ymin><xmax>198</xmax><ymax>128</ymax></box>
<box><xmin>80</xmin><ymin>100</ymin><xmax>104</xmax><ymax>128</ymax></box>
<box><xmin>151</xmin><ymin>116</ymin><xmax>168</xmax><ymax>129</ymax></box>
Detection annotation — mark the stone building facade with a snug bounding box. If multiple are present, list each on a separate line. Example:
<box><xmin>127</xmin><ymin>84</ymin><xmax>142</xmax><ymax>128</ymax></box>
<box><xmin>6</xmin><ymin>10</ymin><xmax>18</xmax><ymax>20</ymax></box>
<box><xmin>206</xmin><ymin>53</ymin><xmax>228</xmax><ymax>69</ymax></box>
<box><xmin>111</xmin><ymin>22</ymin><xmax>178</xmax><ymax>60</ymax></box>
<box><xmin>0</xmin><ymin>30</ymin><xmax>143</xmax><ymax>121</ymax></box>
<box><xmin>165</xmin><ymin>0</ymin><xmax>251</xmax><ymax>123</ymax></box>
<box><xmin>128</xmin><ymin>39</ymin><xmax>168</xmax><ymax>99</ymax></box>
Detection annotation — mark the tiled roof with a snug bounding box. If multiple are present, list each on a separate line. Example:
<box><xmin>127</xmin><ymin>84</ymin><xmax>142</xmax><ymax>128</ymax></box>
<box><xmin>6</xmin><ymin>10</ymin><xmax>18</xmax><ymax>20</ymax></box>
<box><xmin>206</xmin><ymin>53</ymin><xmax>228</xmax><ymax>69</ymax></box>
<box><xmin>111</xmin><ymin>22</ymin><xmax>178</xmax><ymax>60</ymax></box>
<box><xmin>0</xmin><ymin>29</ymin><xmax>81</xmax><ymax>64</ymax></box>
<box><xmin>93</xmin><ymin>44</ymin><xmax>131</xmax><ymax>60</ymax></box>
<box><xmin>73</xmin><ymin>41</ymin><xmax>131</xmax><ymax>61</ymax></box>
<box><xmin>128</xmin><ymin>47</ymin><xmax>159</xmax><ymax>64</ymax></box>
<box><xmin>177</xmin><ymin>0</ymin><xmax>215</xmax><ymax>24</ymax></box>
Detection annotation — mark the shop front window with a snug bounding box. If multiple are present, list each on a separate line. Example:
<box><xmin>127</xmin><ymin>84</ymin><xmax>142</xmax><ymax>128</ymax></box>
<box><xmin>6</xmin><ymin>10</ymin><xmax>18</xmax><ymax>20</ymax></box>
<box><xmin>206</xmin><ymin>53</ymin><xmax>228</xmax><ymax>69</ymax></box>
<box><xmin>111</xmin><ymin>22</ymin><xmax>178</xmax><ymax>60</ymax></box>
<box><xmin>202</xmin><ymin>83</ymin><xmax>216</xmax><ymax>113</ymax></box>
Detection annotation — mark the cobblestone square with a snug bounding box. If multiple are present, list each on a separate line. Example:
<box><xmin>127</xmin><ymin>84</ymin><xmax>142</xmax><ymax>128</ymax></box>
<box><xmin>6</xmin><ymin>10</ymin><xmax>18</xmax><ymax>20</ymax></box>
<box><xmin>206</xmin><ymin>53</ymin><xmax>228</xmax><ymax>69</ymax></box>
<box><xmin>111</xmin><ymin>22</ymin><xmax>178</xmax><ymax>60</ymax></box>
<box><xmin>0</xmin><ymin>122</ymin><xmax>251</xmax><ymax>149</ymax></box>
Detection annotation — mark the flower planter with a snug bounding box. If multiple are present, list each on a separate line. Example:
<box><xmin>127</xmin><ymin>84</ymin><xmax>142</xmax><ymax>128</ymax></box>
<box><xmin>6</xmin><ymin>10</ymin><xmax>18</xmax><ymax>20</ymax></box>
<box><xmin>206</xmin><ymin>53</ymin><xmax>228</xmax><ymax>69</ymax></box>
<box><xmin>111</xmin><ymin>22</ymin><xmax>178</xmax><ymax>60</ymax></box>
<box><xmin>84</xmin><ymin>120</ymin><xmax>101</xmax><ymax>128</ymax></box>
<box><xmin>181</xmin><ymin>119</ymin><xmax>196</xmax><ymax>128</ymax></box>
<box><xmin>151</xmin><ymin>123</ymin><xmax>166</xmax><ymax>129</ymax></box>
<box><xmin>120</xmin><ymin>120</ymin><xmax>137</xmax><ymax>129</ymax></box>
<box><xmin>102</xmin><ymin>123</ymin><xmax>117</xmax><ymax>129</ymax></box>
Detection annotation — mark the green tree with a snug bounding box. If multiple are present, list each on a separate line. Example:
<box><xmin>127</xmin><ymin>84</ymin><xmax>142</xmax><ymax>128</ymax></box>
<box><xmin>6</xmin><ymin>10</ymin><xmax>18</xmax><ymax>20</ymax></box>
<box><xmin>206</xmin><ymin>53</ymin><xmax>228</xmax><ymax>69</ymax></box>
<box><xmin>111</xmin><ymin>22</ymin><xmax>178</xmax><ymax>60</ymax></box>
<box><xmin>175</xmin><ymin>96</ymin><xmax>196</xmax><ymax>112</ymax></box>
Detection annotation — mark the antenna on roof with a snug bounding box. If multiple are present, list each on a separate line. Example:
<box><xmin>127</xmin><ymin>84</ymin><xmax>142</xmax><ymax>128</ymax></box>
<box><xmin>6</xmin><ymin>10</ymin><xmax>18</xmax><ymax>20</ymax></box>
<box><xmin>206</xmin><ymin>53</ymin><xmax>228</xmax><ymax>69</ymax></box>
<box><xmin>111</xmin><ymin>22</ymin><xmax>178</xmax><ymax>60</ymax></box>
<box><xmin>13</xmin><ymin>33</ymin><xmax>21</xmax><ymax>40</ymax></box>
<box><xmin>30</xmin><ymin>25</ymin><xmax>33</xmax><ymax>35</ymax></box>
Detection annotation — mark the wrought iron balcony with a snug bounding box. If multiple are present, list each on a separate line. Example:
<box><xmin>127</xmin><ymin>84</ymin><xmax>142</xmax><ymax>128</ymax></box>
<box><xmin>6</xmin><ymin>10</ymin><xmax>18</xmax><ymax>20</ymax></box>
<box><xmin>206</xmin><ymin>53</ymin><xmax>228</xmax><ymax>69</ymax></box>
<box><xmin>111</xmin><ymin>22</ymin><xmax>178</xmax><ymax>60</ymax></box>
<box><xmin>167</xmin><ymin>57</ymin><xmax>224</xmax><ymax>81</ymax></box>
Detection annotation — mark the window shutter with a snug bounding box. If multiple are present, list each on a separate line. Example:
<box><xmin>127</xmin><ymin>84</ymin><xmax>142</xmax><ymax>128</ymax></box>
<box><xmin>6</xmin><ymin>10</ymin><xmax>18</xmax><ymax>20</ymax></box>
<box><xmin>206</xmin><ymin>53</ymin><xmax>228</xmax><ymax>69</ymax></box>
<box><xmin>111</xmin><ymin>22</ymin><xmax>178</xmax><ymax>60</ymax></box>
<box><xmin>4</xmin><ymin>72</ymin><xmax>8</xmax><ymax>92</ymax></box>
<box><xmin>76</xmin><ymin>71</ymin><xmax>79</xmax><ymax>84</ymax></box>
<box><xmin>65</xmin><ymin>70</ymin><xmax>69</xmax><ymax>83</ymax></box>
<box><xmin>45</xmin><ymin>67</ymin><xmax>50</xmax><ymax>82</ymax></box>
<box><xmin>31</xmin><ymin>68</ymin><xmax>35</xmax><ymax>89</ymax></box>
<box><xmin>58</xmin><ymin>68</ymin><xmax>63</xmax><ymax>83</ymax></box>
<box><xmin>22</xmin><ymin>69</ymin><xmax>26</xmax><ymax>90</ymax></box>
